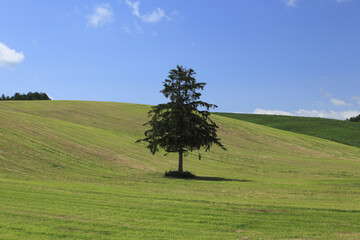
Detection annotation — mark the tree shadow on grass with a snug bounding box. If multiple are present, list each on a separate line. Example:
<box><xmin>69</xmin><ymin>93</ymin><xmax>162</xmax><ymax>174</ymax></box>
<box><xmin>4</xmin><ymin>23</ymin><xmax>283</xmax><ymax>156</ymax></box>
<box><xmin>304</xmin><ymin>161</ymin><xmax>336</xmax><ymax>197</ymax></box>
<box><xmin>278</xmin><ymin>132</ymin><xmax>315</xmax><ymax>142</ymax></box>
<box><xmin>191</xmin><ymin>176</ymin><xmax>252</xmax><ymax>182</ymax></box>
<box><xmin>163</xmin><ymin>170</ymin><xmax>252</xmax><ymax>182</ymax></box>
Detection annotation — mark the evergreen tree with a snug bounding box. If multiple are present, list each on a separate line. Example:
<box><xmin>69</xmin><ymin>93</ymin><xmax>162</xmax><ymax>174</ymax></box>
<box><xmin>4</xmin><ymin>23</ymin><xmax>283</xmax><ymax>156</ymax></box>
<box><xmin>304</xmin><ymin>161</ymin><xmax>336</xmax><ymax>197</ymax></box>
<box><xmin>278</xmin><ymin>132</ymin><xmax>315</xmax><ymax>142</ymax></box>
<box><xmin>137</xmin><ymin>65</ymin><xmax>226</xmax><ymax>174</ymax></box>
<box><xmin>347</xmin><ymin>114</ymin><xmax>360</xmax><ymax>122</ymax></box>
<box><xmin>12</xmin><ymin>92</ymin><xmax>22</xmax><ymax>100</ymax></box>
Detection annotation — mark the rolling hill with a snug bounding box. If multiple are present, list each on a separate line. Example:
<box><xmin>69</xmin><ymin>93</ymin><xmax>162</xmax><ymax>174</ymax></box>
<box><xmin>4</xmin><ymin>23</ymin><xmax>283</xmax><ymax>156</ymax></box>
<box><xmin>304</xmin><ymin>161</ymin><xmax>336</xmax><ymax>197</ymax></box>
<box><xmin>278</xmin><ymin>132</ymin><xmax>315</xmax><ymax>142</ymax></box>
<box><xmin>0</xmin><ymin>101</ymin><xmax>359</xmax><ymax>239</ymax></box>
<box><xmin>214</xmin><ymin>112</ymin><xmax>360</xmax><ymax>148</ymax></box>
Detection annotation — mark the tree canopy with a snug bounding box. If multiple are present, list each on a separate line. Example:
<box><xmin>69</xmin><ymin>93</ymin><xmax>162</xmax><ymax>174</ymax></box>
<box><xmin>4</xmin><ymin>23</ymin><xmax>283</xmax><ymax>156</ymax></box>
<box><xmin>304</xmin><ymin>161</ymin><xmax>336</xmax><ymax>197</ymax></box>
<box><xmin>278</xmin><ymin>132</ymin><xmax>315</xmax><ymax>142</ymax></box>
<box><xmin>0</xmin><ymin>92</ymin><xmax>51</xmax><ymax>101</ymax></box>
<box><xmin>137</xmin><ymin>65</ymin><xmax>225</xmax><ymax>175</ymax></box>
<box><xmin>346</xmin><ymin>114</ymin><xmax>360</xmax><ymax>122</ymax></box>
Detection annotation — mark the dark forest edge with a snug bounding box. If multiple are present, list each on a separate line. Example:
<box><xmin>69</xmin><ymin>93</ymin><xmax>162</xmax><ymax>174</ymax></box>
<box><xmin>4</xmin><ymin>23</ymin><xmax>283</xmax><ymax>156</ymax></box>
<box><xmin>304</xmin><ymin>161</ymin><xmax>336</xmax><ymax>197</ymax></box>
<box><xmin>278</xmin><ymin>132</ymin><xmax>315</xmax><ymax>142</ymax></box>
<box><xmin>346</xmin><ymin>114</ymin><xmax>360</xmax><ymax>122</ymax></box>
<box><xmin>0</xmin><ymin>92</ymin><xmax>51</xmax><ymax>101</ymax></box>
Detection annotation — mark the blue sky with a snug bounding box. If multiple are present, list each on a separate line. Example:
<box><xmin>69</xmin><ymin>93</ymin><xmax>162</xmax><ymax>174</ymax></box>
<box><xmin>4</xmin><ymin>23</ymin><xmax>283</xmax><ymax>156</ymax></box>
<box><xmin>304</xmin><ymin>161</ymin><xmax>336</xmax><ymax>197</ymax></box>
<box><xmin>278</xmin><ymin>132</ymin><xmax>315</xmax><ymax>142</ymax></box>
<box><xmin>1</xmin><ymin>0</ymin><xmax>360</xmax><ymax>119</ymax></box>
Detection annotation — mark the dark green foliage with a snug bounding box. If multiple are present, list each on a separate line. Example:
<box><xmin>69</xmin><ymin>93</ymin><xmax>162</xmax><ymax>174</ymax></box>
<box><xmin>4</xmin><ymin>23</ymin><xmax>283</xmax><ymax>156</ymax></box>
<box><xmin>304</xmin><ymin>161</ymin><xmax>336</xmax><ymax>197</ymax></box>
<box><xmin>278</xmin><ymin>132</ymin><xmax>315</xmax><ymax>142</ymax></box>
<box><xmin>0</xmin><ymin>92</ymin><xmax>51</xmax><ymax>101</ymax></box>
<box><xmin>164</xmin><ymin>170</ymin><xmax>196</xmax><ymax>178</ymax></box>
<box><xmin>214</xmin><ymin>112</ymin><xmax>360</xmax><ymax>148</ymax></box>
<box><xmin>137</xmin><ymin>65</ymin><xmax>226</xmax><ymax>173</ymax></box>
<box><xmin>346</xmin><ymin>114</ymin><xmax>360</xmax><ymax>122</ymax></box>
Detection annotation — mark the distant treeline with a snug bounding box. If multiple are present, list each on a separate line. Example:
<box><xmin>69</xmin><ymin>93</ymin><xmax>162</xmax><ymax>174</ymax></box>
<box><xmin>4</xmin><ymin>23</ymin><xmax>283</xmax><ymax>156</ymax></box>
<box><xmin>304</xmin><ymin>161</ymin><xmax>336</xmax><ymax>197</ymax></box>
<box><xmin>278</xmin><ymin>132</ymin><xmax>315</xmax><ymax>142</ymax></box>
<box><xmin>346</xmin><ymin>114</ymin><xmax>360</xmax><ymax>122</ymax></box>
<box><xmin>0</xmin><ymin>92</ymin><xmax>51</xmax><ymax>101</ymax></box>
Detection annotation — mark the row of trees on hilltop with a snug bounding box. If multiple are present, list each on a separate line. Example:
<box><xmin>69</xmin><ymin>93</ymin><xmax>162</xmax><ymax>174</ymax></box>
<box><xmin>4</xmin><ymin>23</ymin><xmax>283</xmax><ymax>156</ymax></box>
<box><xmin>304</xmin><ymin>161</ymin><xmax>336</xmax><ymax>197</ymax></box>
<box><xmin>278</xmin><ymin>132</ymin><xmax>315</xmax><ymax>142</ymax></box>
<box><xmin>0</xmin><ymin>92</ymin><xmax>51</xmax><ymax>101</ymax></box>
<box><xmin>346</xmin><ymin>114</ymin><xmax>360</xmax><ymax>122</ymax></box>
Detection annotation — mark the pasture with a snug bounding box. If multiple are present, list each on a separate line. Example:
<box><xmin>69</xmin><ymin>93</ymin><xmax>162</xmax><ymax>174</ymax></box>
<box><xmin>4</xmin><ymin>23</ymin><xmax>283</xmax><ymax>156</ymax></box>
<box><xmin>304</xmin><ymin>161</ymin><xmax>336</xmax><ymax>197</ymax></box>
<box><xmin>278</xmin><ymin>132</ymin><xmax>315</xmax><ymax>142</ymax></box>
<box><xmin>0</xmin><ymin>101</ymin><xmax>359</xmax><ymax>239</ymax></box>
<box><xmin>213</xmin><ymin>112</ymin><xmax>360</xmax><ymax>148</ymax></box>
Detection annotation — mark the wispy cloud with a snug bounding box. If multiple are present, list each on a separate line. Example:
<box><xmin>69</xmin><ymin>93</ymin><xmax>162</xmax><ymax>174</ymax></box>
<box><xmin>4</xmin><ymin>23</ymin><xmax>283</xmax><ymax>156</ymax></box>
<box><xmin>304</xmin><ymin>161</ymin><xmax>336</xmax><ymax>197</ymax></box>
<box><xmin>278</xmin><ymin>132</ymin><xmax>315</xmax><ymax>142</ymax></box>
<box><xmin>335</xmin><ymin>0</ymin><xmax>351</xmax><ymax>3</ymax></box>
<box><xmin>125</xmin><ymin>0</ymin><xmax>169</xmax><ymax>23</ymax></box>
<box><xmin>330</xmin><ymin>98</ymin><xmax>351</xmax><ymax>107</ymax></box>
<box><xmin>253</xmin><ymin>108</ymin><xmax>360</xmax><ymax>120</ymax></box>
<box><xmin>0</xmin><ymin>42</ymin><xmax>25</xmax><ymax>68</ymax></box>
<box><xmin>134</xmin><ymin>22</ymin><xmax>143</xmax><ymax>33</ymax></box>
<box><xmin>320</xmin><ymin>87</ymin><xmax>332</xmax><ymax>98</ymax></box>
<box><xmin>320</xmin><ymin>88</ymin><xmax>351</xmax><ymax>107</ymax></box>
<box><xmin>252</xmin><ymin>88</ymin><xmax>360</xmax><ymax>120</ymax></box>
<box><xmin>281</xmin><ymin>0</ymin><xmax>299</xmax><ymax>7</ymax></box>
<box><xmin>351</xmin><ymin>96</ymin><xmax>360</xmax><ymax>106</ymax></box>
<box><xmin>253</xmin><ymin>108</ymin><xmax>293</xmax><ymax>116</ymax></box>
<box><xmin>87</xmin><ymin>4</ymin><xmax>114</xmax><ymax>27</ymax></box>
<box><xmin>122</xmin><ymin>26</ymin><xmax>130</xmax><ymax>34</ymax></box>
<box><xmin>294</xmin><ymin>109</ymin><xmax>359</xmax><ymax>120</ymax></box>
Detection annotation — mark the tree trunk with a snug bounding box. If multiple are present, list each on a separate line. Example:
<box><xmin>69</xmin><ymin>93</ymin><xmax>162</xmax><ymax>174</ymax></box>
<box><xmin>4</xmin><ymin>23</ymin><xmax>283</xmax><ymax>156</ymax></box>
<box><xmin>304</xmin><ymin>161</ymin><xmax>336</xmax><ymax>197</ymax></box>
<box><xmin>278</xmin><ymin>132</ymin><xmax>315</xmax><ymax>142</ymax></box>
<box><xmin>178</xmin><ymin>149</ymin><xmax>183</xmax><ymax>174</ymax></box>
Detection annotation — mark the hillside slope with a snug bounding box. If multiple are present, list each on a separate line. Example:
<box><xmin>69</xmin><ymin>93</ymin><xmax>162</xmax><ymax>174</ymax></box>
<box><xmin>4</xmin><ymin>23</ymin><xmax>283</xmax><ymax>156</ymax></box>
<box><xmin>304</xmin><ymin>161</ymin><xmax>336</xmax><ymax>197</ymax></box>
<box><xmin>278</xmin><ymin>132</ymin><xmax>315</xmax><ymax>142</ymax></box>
<box><xmin>0</xmin><ymin>101</ymin><xmax>359</xmax><ymax>239</ymax></box>
<box><xmin>214</xmin><ymin>112</ymin><xmax>360</xmax><ymax>148</ymax></box>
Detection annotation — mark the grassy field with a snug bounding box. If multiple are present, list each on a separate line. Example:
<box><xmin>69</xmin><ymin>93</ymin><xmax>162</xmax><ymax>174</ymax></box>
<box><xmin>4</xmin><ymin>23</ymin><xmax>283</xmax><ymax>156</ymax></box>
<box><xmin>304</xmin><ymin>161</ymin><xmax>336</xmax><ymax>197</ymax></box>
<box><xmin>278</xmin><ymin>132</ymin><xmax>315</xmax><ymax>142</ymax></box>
<box><xmin>214</xmin><ymin>112</ymin><xmax>360</xmax><ymax>148</ymax></box>
<box><xmin>0</xmin><ymin>101</ymin><xmax>359</xmax><ymax>239</ymax></box>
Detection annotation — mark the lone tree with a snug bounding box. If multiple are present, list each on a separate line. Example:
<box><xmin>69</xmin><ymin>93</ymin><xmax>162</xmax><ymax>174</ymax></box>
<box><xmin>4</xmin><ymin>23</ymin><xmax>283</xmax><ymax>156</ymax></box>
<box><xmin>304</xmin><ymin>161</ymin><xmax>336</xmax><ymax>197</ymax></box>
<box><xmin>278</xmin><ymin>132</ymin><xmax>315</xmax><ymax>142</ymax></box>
<box><xmin>137</xmin><ymin>65</ymin><xmax>226</xmax><ymax>175</ymax></box>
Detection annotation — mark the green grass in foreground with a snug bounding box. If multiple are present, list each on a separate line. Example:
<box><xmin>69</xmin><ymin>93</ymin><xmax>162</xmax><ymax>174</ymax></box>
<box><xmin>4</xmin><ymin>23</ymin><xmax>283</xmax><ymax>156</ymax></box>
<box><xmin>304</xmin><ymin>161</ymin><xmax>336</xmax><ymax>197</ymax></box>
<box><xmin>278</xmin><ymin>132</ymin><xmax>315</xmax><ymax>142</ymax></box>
<box><xmin>0</xmin><ymin>101</ymin><xmax>359</xmax><ymax>239</ymax></box>
<box><xmin>214</xmin><ymin>112</ymin><xmax>360</xmax><ymax>148</ymax></box>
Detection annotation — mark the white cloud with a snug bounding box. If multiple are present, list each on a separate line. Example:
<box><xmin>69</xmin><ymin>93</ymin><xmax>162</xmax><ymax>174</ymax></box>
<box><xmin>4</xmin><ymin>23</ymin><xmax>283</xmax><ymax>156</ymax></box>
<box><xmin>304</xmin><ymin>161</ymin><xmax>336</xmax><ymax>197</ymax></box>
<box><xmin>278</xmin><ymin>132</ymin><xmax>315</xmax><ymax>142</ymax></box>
<box><xmin>281</xmin><ymin>0</ymin><xmax>299</xmax><ymax>7</ymax></box>
<box><xmin>252</xmin><ymin>108</ymin><xmax>360</xmax><ymax>120</ymax></box>
<box><xmin>125</xmin><ymin>0</ymin><xmax>169</xmax><ymax>23</ymax></box>
<box><xmin>125</xmin><ymin>0</ymin><xmax>140</xmax><ymax>17</ymax></box>
<box><xmin>320</xmin><ymin>87</ymin><xmax>332</xmax><ymax>98</ymax></box>
<box><xmin>134</xmin><ymin>22</ymin><xmax>143</xmax><ymax>33</ymax></box>
<box><xmin>254</xmin><ymin>108</ymin><xmax>293</xmax><ymax>116</ymax></box>
<box><xmin>319</xmin><ymin>89</ymin><xmax>351</xmax><ymax>107</ymax></box>
<box><xmin>87</xmin><ymin>4</ymin><xmax>114</xmax><ymax>27</ymax></box>
<box><xmin>295</xmin><ymin>109</ymin><xmax>360</xmax><ymax>120</ymax></box>
<box><xmin>142</xmin><ymin>8</ymin><xmax>167</xmax><ymax>23</ymax></box>
<box><xmin>351</xmin><ymin>96</ymin><xmax>360</xmax><ymax>106</ymax></box>
<box><xmin>0</xmin><ymin>42</ymin><xmax>25</xmax><ymax>67</ymax></box>
<box><xmin>123</xmin><ymin>26</ymin><xmax>130</xmax><ymax>34</ymax></box>
<box><xmin>330</xmin><ymin>98</ymin><xmax>351</xmax><ymax>107</ymax></box>
<box><xmin>335</xmin><ymin>0</ymin><xmax>351</xmax><ymax>3</ymax></box>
